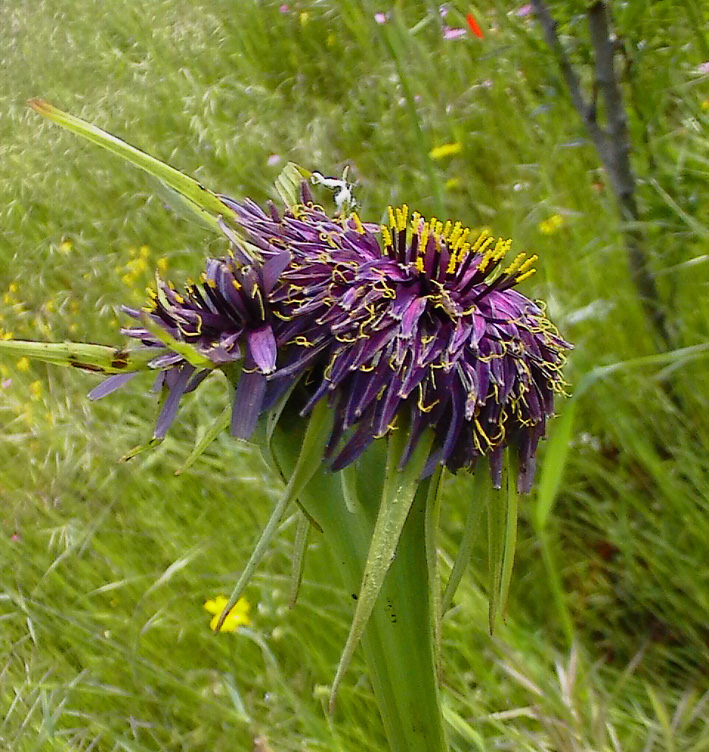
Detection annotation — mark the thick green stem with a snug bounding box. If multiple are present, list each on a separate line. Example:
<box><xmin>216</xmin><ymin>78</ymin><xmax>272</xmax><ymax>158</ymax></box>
<box><xmin>270</xmin><ymin>429</ymin><xmax>448</xmax><ymax>752</ymax></box>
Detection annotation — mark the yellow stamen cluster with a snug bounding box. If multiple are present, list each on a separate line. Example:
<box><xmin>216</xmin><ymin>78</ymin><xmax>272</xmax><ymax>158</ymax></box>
<box><xmin>378</xmin><ymin>206</ymin><xmax>537</xmax><ymax>283</ymax></box>
<box><xmin>503</xmin><ymin>252</ymin><xmax>538</xmax><ymax>283</ymax></box>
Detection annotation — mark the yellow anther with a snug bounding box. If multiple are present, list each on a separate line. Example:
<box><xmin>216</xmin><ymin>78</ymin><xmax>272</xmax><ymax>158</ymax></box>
<box><xmin>442</xmin><ymin>220</ymin><xmax>452</xmax><ymax>239</ymax></box>
<box><xmin>471</xmin><ymin>230</ymin><xmax>489</xmax><ymax>253</ymax></box>
<box><xmin>232</xmin><ymin>279</ymin><xmax>242</xmax><ymax>290</ymax></box>
<box><xmin>381</xmin><ymin>225</ymin><xmax>393</xmax><ymax>249</ymax></box>
<box><xmin>434</xmin><ymin>220</ymin><xmax>443</xmax><ymax>237</ymax></box>
<box><xmin>456</xmin><ymin>242</ymin><xmax>471</xmax><ymax>263</ymax></box>
<box><xmin>395</xmin><ymin>204</ymin><xmax>409</xmax><ymax>232</ymax></box>
<box><xmin>476</xmin><ymin>237</ymin><xmax>497</xmax><ymax>272</ymax></box>
<box><xmin>448</xmin><ymin>222</ymin><xmax>462</xmax><ymax>246</ymax></box>
<box><xmin>428</xmin><ymin>217</ymin><xmax>437</xmax><ymax>235</ymax></box>
<box><xmin>351</xmin><ymin>212</ymin><xmax>365</xmax><ymax>234</ymax></box>
<box><xmin>453</xmin><ymin>228</ymin><xmax>470</xmax><ymax>254</ymax></box>
<box><xmin>415</xmin><ymin>256</ymin><xmax>425</xmax><ymax>273</ymax></box>
<box><xmin>388</xmin><ymin>205</ymin><xmax>396</xmax><ymax>229</ymax></box>
<box><xmin>516</xmin><ymin>254</ymin><xmax>538</xmax><ymax>275</ymax></box>
<box><xmin>516</xmin><ymin>268</ymin><xmax>536</xmax><ymax>283</ymax></box>
<box><xmin>418</xmin><ymin>222</ymin><xmax>430</xmax><ymax>254</ymax></box>
<box><xmin>503</xmin><ymin>252</ymin><xmax>527</xmax><ymax>275</ymax></box>
<box><xmin>411</xmin><ymin>211</ymin><xmax>421</xmax><ymax>232</ymax></box>
<box><xmin>446</xmin><ymin>253</ymin><xmax>458</xmax><ymax>275</ymax></box>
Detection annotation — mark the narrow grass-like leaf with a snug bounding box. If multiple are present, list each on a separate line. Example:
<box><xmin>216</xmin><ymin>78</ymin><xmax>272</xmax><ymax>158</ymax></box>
<box><xmin>139</xmin><ymin>311</ymin><xmax>215</xmax><ymax>370</ymax></box>
<box><xmin>442</xmin><ymin>464</ymin><xmax>489</xmax><ymax>614</ymax></box>
<box><xmin>328</xmin><ymin>427</ymin><xmax>434</xmax><ymax>711</ymax></box>
<box><xmin>288</xmin><ymin>514</ymin><xmax>310</xmax><ymax>608</ymax></box>
<box><xmin>275</xmin><ymin>162</ymin><xmax>312</xmax><ymax>208</ymax></box>
<box><xmin>487</xmin><ymin>451</ymin><xmax>519</xmax><ymax>633</ymax></box>
<box><xmin>28</xmin><ymin>99</ymin><xmax>236</xmax><ymax>230</ymax></box>
<box><xmin>0</xmin><ymin>339</ymin><xmax>154</xmax><ymax>373</ymax></box>
<box><xmin>424</xmin><ymin>466</ymin><xmax>443</xmax><ymax>661</ymax></box>
<box><xmin>534</xmin><ymin>399</ymin><xmax>577</xmax><ymax>531</ymax></box>
<box><xmin>119</xmin><ymin>437</ymin><xmax>163</xmax><ymax>463</ymax></box>
<box><xmin>216</xmin><ymin>399</ymin><xmax>332</xmax><ymax>630</ymax></box>
<box><xmin>175</xmin><ymin>406</ymin><xmax>230</xmax><ymax>475</ymax></box>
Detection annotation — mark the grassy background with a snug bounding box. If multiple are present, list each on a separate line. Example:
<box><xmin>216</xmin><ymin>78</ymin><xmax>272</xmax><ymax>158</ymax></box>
<box><xmin>1</xmin><ymin>1</ymin><xmax>709</xmax><ymax>750</ymax></box>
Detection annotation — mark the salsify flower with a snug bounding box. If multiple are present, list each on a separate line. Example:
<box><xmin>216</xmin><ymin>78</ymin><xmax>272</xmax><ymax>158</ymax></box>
<box><xmin>91</xmin><ymin>181</ymin><xmax>569</xmax><ymax>493</ymax></box>
<box><xmin>90</xmin><ymin>248</ymin><xmax>290</xmax><ymax>439</ymax></box>
<box><xmin>223</xmin><ymin>187</ymin><xmax>571</xmax><ymax>492</ymax></box>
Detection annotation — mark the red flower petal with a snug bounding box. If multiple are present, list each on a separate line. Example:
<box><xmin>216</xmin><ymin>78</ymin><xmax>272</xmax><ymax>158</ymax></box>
<box><xmin>466</xmin><ymin>12</ymin><xmax>484</xmax><ymax>38</ymax></box>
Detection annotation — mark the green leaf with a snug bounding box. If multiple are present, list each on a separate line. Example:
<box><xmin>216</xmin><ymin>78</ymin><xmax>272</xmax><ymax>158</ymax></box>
<box><xmin>175</xmin><ymin>405</ymin><xmax>230</xmax><ymax>475</ymax></box>
<box><xmin>119</xmin><ymin>437</ymin><xmax>164</xmax><ymax>463</ymax></box>
<box><xmin>0</xmin><ymin>339</ymin><xmax>154</xmax><ymax>374</ymax></box>
<box><xmin>274</xmin><ymin>162</ymin><xmax>312</xmax><ymax>208</ymax></box>
<box><xmin>534</xmin><ymin>399</ymin><xmax>577</xmax><ymax>531</ymax></box>
<box><xmin>288</xmin><ymin>514</ymin><xmax>311</xmax><ymax>608</ymax></box>
<box><xmin>487</xmin><ymin>451</ymin><xmax>519</xmax><ymax>633</ymax></box>
<box><xmin>424</xmin><ymin>466</ymin><xmax>443</xmax><ymax>662</ymax></box>
<box><xmin>215</xmin><ymin>400</ymin><xmax>332</xmax><ymax>631</ymax></box>
<box><xmin>29</xmin><ymin>99</ymin><xmax>237</xmax><ymax>231</ymax></box>
<box><xmin>139</xmin><ymin>310</ymin><xmax>215</xmax><ymax>370</ymax></box>
<box><xmin>329</xmin><ymin>426</ymin><xmax>434</xmax><ymax>711</ymax></box>
<box><xmin>441</xmin><ymin>463</ymin><xmax>489</xmax><ymax>614</ymax></box>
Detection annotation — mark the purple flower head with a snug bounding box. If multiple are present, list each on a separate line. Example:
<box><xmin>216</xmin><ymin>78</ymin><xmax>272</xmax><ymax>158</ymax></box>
<box><xmin>94</xmin><ymin>178</ymin><xmax>570</xmax><ymax>492</ymax></box>
<box><xmin>230</xmin><ymin>192</ymin><xmax>571</xmax><ymax>493</ymax></box>
<box><xmin>91</xmin><ymin>247</ymin><xmax>288</xmax><ymax>440</ymax></box>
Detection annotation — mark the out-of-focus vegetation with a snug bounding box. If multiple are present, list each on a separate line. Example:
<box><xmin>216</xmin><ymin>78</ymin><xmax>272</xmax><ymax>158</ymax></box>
<box><xmin>1</xmin><ymin>1</ymin><xmax>708</xmax><ymax>750</ymax></box>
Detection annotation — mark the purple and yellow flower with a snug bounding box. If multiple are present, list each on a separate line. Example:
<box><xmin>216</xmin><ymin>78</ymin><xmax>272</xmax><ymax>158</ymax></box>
<box><xmin>227</xmin><ymin>188</ymin><xmax>571</xmax><ymax>492</ymax></box>
<box><xmin>93</xmin><ymin>179</ymin><xmax>570</xmax><ymax>492</ymax></box>
<box><xmin>90</xmin><ymin>248</ymin><xmax>290</xmax><ymax>440</ymax></box>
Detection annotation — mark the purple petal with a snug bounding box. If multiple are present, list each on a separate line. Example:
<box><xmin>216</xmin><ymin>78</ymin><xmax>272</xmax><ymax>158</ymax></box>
<box><xmin>154</xmin><ymin>364</ymin><xmax>195</xmax><ymax>438</ymax></box>
<box><xmin>88</xmin><ymin>372</ymin><xmax>139</xmax><ymax>401</ymax></box>
<box><xmin>231</xmin><ymin>369</ymin><xmax>267</xmax><ymax>439</ymax></box>
<box><xmin>262</xmin><ymin>251</ymin><xmax>292</xmax><ymax>293</ymax></box>
<box><xmin>247</xmin><ymin>326</ymin><xmax>277</xmax><ymax>374</ymax></box>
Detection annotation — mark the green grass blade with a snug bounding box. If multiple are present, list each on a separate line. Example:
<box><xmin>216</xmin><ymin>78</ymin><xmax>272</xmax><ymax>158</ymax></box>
<box><xmin>442</xmin><ymin>463</ymin><xmax>489</xmax><ymax>614</ymax></box>
<box><xmin>534</xmin><ymin>399</ymin><xmax>577</xmax><ymax>531</ymax></box>
<box><xmin>424</xmin><ymin>466</ymin><xmax>443</xmax><ymax>662</ymax></box>
<box><xmin>29</xmin><ymin>99</ymin><xmax>236</xmax><ymax>228</ymax></box>
<box><xmin>288</xmin><ymin>514</ymin><xmax>311</xmax><ymax>608</ymax></box>
<box><xmin>215</xmin><ymin>399</ymin><xmax>332</xmax><ymax>630</ymax></box>
<box><xmin>0</xmin><ymin>339</ymin><xmax>154</xmax><ymax>373</ymax></box>
<box><xmin>487</xmin><ymin>451</ymin><xmax>519</xmax><ymax>633</ymax></box>
<box><xmin>328</xmin><ymin>427</ymin><xmax>434</xmax><ymax>711</ymax></box>
<box><xmin>175</xmin><ymin>406</ymin><xmax>231</xmax><ymax>475</ymax></box>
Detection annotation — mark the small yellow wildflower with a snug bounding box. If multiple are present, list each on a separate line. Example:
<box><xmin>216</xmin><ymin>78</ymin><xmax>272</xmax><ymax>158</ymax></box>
<box><xmin>203</xmin><ymin>595</ymin><xmax>251</xmax><ymax>632</ymax></box>
<box><xmin>445</xmin><ymin>177</ymin><xmax>461</xmax><ymax>190</ymax></box>
<box><xmin>16</xmin><ymin>357</ymin><xmax>30</xmax><ymax>372</ymax></box>
<box><xmin>429</xmin><ymin>142</ymin><xmax>462</xmax><ymax>160</ymax></box>
<box><xmin>300</xmin><ymin>11</ymin><xmax>309</xmax><ymax>26</ymax></box>
<box><xmin>59</xmin><ymin>240</ymin><xmax>72</xmax><ymax>254</ymax></box>
<box><xmin>701</xmin><ymin>99</ymin><xmax>709</xmax><ymax>111</ymax></box>
<box><xmin>538</xmin><ymin>214</ymin><xmax>565</xmax><ymax>235</ymax></box>
<box><xmin>157</xmin><ymin>257</ymin><xmax>169</xmax><ymax>273</ymax></box>
<box><xmin>30</xmin><ymin>380</ymin><xmax>42</xmax><ymax>400</ymax></box>
<box><xmin>8</xmin><ymin>283</ymin><xmax>18</xmax><ymax>294</ymax></box>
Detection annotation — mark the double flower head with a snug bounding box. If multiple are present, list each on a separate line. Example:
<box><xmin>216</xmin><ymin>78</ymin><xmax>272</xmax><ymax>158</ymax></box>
<box><xmin>95</xmin><ymin>176</ymin><xmax>571</xmax><ymax>493</ymax></box>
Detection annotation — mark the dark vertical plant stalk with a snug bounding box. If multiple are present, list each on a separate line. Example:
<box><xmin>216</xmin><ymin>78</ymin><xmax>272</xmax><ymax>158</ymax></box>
<box><xmin>531</xmin><ymin>0</ymin><xmax>672</xmax><ymax>349</ymax></box>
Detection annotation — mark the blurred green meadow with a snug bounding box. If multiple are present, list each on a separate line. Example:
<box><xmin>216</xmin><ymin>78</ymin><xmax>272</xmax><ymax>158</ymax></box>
<box><xmin>1</xmin><ymin>1</ymin><xmax>709</xmax><ymax>749</ymax></box>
